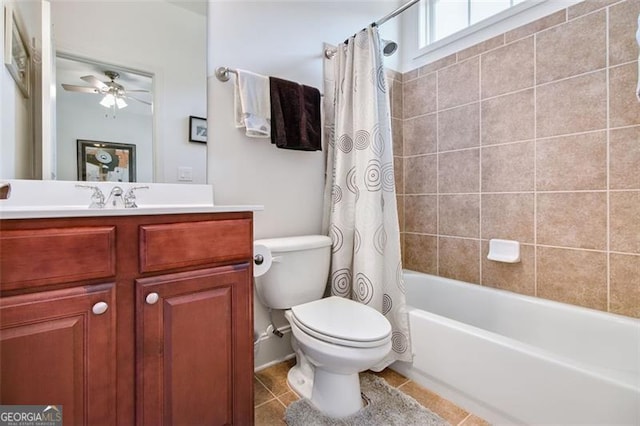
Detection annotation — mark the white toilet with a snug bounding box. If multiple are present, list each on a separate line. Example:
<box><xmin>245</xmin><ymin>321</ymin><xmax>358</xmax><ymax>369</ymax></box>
<box><xmin>254</xmin><ymin>235</ymin><xmax>392</xmax><ymax>418</ymax></box>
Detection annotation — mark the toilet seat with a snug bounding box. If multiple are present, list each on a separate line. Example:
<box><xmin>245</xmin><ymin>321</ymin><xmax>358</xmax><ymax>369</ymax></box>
<box><xmin>290</xmin><ymin>296</ymin><xmax>391</xmax><ymax>348</ymax></box>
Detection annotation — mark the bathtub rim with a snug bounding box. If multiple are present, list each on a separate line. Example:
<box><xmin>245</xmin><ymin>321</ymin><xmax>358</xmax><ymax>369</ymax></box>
<box><xmin>402</xmin><ymin>269</ymin><xmax>640</xmax><ymax>327</ymax></box>
<box><xmin>401</xmin><ymin>269</ymin><xmax>640</xmax><ymax>391</ymax></box>
<box><xmin>403</xmin><ymin>304</ymin><xmax>640</xmax><ymax>392</ymax></box>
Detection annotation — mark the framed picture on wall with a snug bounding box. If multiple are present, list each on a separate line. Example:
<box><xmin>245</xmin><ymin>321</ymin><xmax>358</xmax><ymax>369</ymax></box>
<box><xmin>189</xmin><ymin>116</ymin><xmax>207</xmax><ymax>143</ymax></box>
<box><xmin>4</xmin><ymin>4</ymin><xmax>31</xmax><ymax>98</ymax></box>
<box><xmin>77</xmin><ymin>140</ymin><xmax>137</xmax><ymax>182</ymax></box>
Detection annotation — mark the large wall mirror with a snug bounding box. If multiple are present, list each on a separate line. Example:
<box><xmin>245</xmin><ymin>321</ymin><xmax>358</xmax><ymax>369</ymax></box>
<box><xmin>2</xmin><ymin>0</ymin><xmax>207</xmax><ymax>184</ymax></box>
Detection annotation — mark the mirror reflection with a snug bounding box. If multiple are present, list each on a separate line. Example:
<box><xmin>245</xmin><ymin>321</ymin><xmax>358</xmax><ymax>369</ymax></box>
<box><xmin>2</xmin><ymin>0</ymin><xmax>207</xmax><ymax>184</ymax></box>
<box><xmin>56</xmin><ymin>55</ymin><xmax>153</xmax><ymax>182</ymax></box>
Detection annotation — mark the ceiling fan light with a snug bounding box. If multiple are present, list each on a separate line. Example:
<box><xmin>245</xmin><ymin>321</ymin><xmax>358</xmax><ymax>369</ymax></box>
<box><xmin>100</xmin><ymin>94</ymin><xmax>115</xmax><ymax>108</ymax></box>
<box><xmin>115</xmin><ymin>97</ymin><xmax>128</xmax><ymax>109</ymax></box>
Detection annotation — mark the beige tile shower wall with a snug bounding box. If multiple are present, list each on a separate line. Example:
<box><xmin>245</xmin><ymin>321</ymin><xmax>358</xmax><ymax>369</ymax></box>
<box><xmin>388</xmin><ymin>69</ymin><xmax>405</xmax><ymax>256</ymax></box>
<box><xmin>395</xmin><ymin>0</ymin><xmax>640</xmax><ymax>318</ymax></box>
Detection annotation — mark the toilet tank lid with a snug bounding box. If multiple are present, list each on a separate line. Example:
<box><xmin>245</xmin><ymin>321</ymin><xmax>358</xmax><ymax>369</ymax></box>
<box><xmin>254</xmin><ymin>235</ymin><xmax>331</xmax><ymax>252</ymax></box>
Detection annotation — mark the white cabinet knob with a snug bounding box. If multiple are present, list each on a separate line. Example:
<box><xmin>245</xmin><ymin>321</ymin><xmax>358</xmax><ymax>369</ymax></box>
<box><xmin>92</xmin><ymin>301</ymin><xmax>109</xmax><ymax>315</ymax></box>
<box><xmin>145</xmin><ymin>292</ymin><xmax>160</xmax><ymax>305</ymax></box>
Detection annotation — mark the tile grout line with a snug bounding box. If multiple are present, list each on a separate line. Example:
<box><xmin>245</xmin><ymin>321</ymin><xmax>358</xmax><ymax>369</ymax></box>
<box><xmin>404</xmin><ymin>48</ymin><xmax>635</xmax><ymax>88</ymax></box>
<box><xmin>478</xmin><ymin>51</ymin><xmax>483</xmax><ymax>286</ymax></box>
<box><xmin>254</xmin><ymin>396</ymin><xmax>277</xmax><ymax>410</ymax></box>
<box><xmin>397</xmin><ymin>378</ymin><xmax>411</xmax><ymax>388</ymax></box>
<box><xmin>399</xmin><ymin>81</ymin><xmax>404</xmax><ymax>259</ymax></box>
<box><xmin>403</xmin><ymin>125</ymin><xmax>620</xmax><ymax>158</ymax></box>
<box><xmin>605</xmin><ymin>4</ymin><xmax>611</xmax><ymax>313</ymax></box>
<box><xmin>536</xmin><ymin>63</ymin><xmax>606</xmax><ymax>89</ymax></box>
<box><xmin>533</xmin><ymin>25</ymin><xmax>538</xmax><ymax>298</ymax></box>
<box><xmin>457</xmin><ymin>413</ymin><xmax>473</xmax><ymax>426</ymax></box>
<box><xmin>504</xmin><ymin>10</ymin><xmax>567</xmax><ymax>45</ymax></box>
<box><xmin>402</xmin><ymin>123</ymin><xmax>640</xmax><ymax>158</ymax></box>
<box><xmin>435</xmin><ymin>68</ymin><xmax>440</xmax><ymax>275</ymax></box>
<box><xmin>254</xmin><ymin>374</ymin><xmax>281</xmax><ymax>408</ymax></box>
<box><xmin>254</xmin><ymin>398</ymin><xmax>277</xmax><ymax>410</ymax></box>
<box><xmin>401</xmin><ymin>233</ymin><xmax>632</xmax><ymax>255</ymax></box>
<box><xmin>404</xmin><ymin>189</ymin><xmax>631</xmax><ymax>196</ymax></box>
<box><xmin>274</xmin><ymin>395</ymin><xmax>288</xmax><ymax>409</ymax></box>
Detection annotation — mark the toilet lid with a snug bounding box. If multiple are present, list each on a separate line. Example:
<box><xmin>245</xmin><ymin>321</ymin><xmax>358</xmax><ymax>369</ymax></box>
<box><xmin>290</xmin><ymin>296</ymin><xmax>391</xmax><ymax>348</ymax></box>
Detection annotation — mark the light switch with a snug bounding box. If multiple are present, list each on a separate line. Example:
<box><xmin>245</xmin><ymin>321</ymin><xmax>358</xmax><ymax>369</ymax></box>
<box><xmin>178</xmin><ymin>167</ymin><xmax>193</xmax><ymax>182</ymax></box>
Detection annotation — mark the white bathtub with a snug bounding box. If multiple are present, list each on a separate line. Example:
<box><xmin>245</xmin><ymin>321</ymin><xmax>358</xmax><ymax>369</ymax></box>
<box><xmin>391</xmin><ymin>270</ymin><xmax>640</xmax><ymax>425</ymax></box>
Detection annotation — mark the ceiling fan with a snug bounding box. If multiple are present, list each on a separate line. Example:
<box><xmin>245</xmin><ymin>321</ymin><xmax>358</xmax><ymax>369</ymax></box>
<box><xmin>61</xmin><ymin>70</ymin><xmax>152</xmax><ymax>109</ymax></box>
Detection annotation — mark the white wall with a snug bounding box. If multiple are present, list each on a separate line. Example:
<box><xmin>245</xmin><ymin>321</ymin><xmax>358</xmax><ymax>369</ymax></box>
<box><xmin>207</xmin><ymin>0</ymin><xmax>401</xmax><ymax>368</ymax></box>
<box><xmin>1</xmin><ymin>0</ymin><xmax>40</xmax><ymax>180</ymax></box>
<box><xmin>208</xmin><ymin>0</ymin><xmax>400</xmax><ymax>239</ymax></box>
<box><xmin>51</xmin><ymin>0</ymin><xmax>207</xmax><ymax>183</ymax></box>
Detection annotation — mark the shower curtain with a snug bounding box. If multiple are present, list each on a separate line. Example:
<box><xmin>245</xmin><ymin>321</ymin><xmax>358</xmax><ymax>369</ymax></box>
<box><xmin>322</xmin><ymin>26</ymin><xmax>411</xmax><ymax>368</ymax></box>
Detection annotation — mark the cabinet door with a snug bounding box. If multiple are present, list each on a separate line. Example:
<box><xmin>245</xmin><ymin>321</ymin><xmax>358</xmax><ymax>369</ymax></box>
<box><xmin>136</xmin><ymin>264</ymin><xmax>253</xmax><ymax>426</ymax></box>
<box><xmin>0</xmin><ymin>283</ymin><xmax>116</xmax><ymax>426</ymax></box>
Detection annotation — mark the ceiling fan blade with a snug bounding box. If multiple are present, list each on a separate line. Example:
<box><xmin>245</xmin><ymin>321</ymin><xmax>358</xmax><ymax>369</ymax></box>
<box><xmin>80</xmin><ymin>75</ymin><xmax>108</xmax><ymax>90</ymax></box>
<box><xmin>61</xmin><ymin>83</ymin><xmax>100</xmax><ymax>94</ymax></box>
<box><xmin>125</xmin><ymin>95</ymin><xmax>153</xmax><ymax>106</ymax></box>
<box><xmin>124</xmin><ymin>89</ymin><xmax>150</xmax><ymax>93</ymax></box>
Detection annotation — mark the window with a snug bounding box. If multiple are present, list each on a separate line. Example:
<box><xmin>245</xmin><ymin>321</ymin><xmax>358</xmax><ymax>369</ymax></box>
<box><xmin>420</xmin><ymin>0</ymin><xmax>528</xmax><ymax>48</ymax></box>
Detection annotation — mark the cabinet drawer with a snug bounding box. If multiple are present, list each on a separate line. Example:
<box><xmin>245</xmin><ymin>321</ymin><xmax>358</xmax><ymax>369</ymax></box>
<box><xmin>139</xmin><ymin>219</ymin><xmax>252</xmax><ymax>273</ymax></box>
<box><xmin>0</xmin><ymin>226</ymin><xmax>116</xmax><ymax>291</ymax></box>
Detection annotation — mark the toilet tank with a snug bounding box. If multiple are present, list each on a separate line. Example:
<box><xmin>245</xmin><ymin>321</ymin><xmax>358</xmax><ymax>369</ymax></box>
<box><xmin>254</xmin><ymin>235</ymin><xmax>331</xmax><ymax>309</ymax></box>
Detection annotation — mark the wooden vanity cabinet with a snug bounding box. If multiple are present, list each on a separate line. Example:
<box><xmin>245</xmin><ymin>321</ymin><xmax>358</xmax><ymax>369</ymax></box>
<box><xmin>136</xmin><ymin>265</ymin><xmax>252</xmax><ymax>425</ymax></box>
<box><xmin>0</xmin><ymin>212</ymin><xmax>254</xmax><ymax>426</ymax></box>
<box><xmin>0</xmin><ymin>283</ymin><xmax>116</xmax><ymax>426</ymax></box>
<box><xmin>0</xmin><ymin>224</ymin><xmax>118</xmax><ymax>425</ymax></box>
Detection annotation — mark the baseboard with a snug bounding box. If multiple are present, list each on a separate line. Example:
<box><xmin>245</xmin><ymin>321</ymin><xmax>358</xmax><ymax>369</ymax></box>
<box><xmin>254</xmin><ymin>326</ymin><xmax>294</xmax><ymax>371</ymax></box>
<box><xmin>255</xmin><ymin>352</ymin><xmax>296</xmax><ymax>373</ymax></box>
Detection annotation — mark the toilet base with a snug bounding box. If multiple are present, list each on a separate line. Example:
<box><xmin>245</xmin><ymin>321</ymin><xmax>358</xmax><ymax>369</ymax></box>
<box><xmin>283</xmin><ymin>309</ymin><xmax>390</xmax><ymax>419</ymax></box>
<box><xmin>287</xmin><ymin>335</ymin><xmax>314</xmax><ymax>399</ymax></box>
<box><xmin>287</xmin><ymin>364</ymin><xmax>312</xmax><ymax>399</ymax></box>
<box><xmin>311</xmin><ymin>368</ymin><xmax>363</xmax><ymax>418</ymax></box>
<box><xmin>287</xmin><ymin>354</ymin><xmax>364</xmax><ymax>419</ymax></box>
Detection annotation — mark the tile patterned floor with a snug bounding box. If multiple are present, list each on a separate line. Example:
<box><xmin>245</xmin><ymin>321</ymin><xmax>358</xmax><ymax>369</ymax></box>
<box><xmin>254</xmin><ymin>359</ymin><xmax>491</xmax><ymax>425</ymax></box>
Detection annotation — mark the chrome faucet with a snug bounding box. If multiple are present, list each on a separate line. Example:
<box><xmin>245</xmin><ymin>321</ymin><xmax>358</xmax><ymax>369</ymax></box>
<box><xmin>76</xmin><ymin>184</ymin><xmax>106</xmax><ymax>208</ymax></box>
<box><xmin>106</xmin><ymin>186</ymin><xmax>125</xmax><ymax>208</ymax></box>
<box><xmin>124</xmin><ymin>186</ymin><xmax>149</xmax><ymax>208</ymax></box>
<box><xmin>77</xmin><ymin>184</ymin><xmax>149</xmax><ymax>209</ymax></box>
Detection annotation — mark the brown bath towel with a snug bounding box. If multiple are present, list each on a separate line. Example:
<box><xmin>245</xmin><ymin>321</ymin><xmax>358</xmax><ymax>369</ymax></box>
<box><xmin>269</xmin><ymin>77</ymin><xmax>321</xmax><ymax>151</ymax></box>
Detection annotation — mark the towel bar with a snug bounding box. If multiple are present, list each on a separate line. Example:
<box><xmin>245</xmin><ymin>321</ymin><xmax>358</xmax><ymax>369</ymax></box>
<box><xmin>215</xmin><ymin>66</ymin><xmax>324</xmax><ymax>97</ymax></box>
<box><xmin>215</xmin><ymin>66</ymin><xmax>237</xmax><ymax>82</ymax></box>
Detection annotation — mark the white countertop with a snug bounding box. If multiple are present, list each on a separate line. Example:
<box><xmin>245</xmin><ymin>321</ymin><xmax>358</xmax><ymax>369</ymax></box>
<box><xmin>0</xmin><ymin>180</ymin><xmax>263</xmax><ymax>220</ymax></box>
<box><xmin>0</xmin><ymin>204</ymin><xmax>263</xmax><ymax>220</ymax></box>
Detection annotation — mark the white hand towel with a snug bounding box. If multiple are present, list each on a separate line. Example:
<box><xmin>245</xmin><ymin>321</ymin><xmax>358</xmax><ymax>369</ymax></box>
<box><xmin>636</xmin><ymin>13</ymin><xmax>640</xmax><ymax>101</ymax></box>
<box><xmin>234</xmin><ymin>69</ymin><xmax>271</xmax><ymax>138</ymax></box>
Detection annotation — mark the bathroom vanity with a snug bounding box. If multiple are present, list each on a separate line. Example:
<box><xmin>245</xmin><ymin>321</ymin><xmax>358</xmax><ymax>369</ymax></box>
<box><xmin>0</xmin><ymin>208</ymin><xmax>256</xmax><ymax>425</ymax></box>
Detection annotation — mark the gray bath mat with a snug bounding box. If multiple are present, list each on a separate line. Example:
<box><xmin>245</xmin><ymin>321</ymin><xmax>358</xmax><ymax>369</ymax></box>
<box><xmin>284</xmin><ymin>373</ymin><xmax>449</xmax><ymax>426</ymax></box>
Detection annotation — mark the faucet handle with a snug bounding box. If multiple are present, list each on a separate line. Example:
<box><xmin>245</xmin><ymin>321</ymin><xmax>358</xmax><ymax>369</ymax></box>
<box><xmin>75</xmin><ymin>184</ymin><xmax>105</xmax><ymax>209</ymax></box>
<box><xmin>109</xmin><ymin>186</ymin><xmax>123</xmax><ymax>194</ymax></box>
<box><xmin>124</xmin><ymin>185</ymin><xmax>149</xmax><ymax>208</ymax></box>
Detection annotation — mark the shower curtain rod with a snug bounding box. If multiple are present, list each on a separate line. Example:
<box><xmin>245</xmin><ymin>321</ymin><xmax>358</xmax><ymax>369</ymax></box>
<box><xmin>373</xmin><ymin>0</ymin><xmax>420</xmax><ymax>27</ymax></box>
<box><xmin>324</xmin><ymin>0</ymin><xmax>420</xmax><ymax>59</ymax></box>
